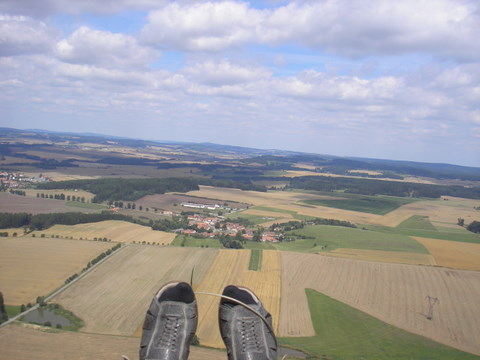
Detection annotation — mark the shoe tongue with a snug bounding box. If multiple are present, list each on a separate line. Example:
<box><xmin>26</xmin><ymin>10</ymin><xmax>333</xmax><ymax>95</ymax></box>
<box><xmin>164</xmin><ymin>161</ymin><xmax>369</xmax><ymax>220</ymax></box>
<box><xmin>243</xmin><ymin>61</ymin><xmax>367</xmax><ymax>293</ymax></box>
<box><xmin>222</xmin><ymin>286</ymin><xmax>256</xmax><ymax>305</ymax></box>
<box><xmin>158</xmin><ymin>283</ymin><xmax>195</xmax><ymax>303</ymax></box>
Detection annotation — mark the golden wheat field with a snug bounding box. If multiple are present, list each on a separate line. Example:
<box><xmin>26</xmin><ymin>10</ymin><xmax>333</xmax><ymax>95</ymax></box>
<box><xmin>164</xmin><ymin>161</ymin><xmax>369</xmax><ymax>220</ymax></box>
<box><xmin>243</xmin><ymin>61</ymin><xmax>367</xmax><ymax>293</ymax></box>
<box><xmin>0</xmin><ymin>324</ymin><xmax>226</xmax><ymax>360</ymax></box>
<box><xmin>194</xmin><ymin>249</ymin><xmax>281</xmax><ymax>348</ymax></box>
<box><xmin>279</xmin><ymin>251</ymin><xmax>480</xmax><ymax>356</ymax></box>
<box><xmin>0</xmin><ymin>237</ymin><xmax>112</xmax><ymax>305</ymax></box>
<box><xmin>32</xmin><ymin>220</ymin><xmax>176</xmax><ymax>244</ymax></box>
<box><xmin>413</xmin><ymin>237</ymin><xmax>480</xmax><ymax>271</ymax></box>
<box><xmin>53</xmin><ymin>246</ymin><xmax>217</xmax><ymax>336</ymax></box>
<box><xmin>325</xmin><ymin>248</ymin><xmax>436</xmax><ymax>266</ymax></box>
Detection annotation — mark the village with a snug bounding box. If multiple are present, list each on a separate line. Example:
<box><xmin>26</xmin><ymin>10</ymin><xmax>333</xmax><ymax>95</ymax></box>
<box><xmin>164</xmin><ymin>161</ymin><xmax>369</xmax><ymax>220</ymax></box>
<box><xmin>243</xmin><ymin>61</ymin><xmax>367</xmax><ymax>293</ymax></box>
<box><xmin>178</xmin><ymin>202</ymin><xmax>285</xmax><ymax>243</ymax></box>
<box><xmin>0</xmin><ymin>172</ymin><xmax>50</xmax><ymax>189</ymax></box>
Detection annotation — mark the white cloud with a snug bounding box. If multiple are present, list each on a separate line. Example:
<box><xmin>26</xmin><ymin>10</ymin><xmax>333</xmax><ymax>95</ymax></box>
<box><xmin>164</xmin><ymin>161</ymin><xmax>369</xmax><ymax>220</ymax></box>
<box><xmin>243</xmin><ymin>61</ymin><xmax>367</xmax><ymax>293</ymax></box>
<box><xmin>0</xmin><ymin>0</ymin><xmax>166</xmax><ymax>17</ymax></box>
<box><xmin>0</xmin><ymin>15</ymin><xmax>55</xmax><ymax>56</ymax></box>
<box><xmin>141</xmin><ymin>1</ymin><xmax>264</xmax><ymax>51</ymax></box>
<box><xmin>55</xmin><ymin>26</ymin><xmax>158</xmax><ymax>68</ymax></box>
<box><xmin>139</xmin><ymin>0</ymin><xmax>480</xmax><ymax>61</ymax></box>
<box><xmin>183</xmin><ymin>60</ymin><xmax>271</xmax><ymax>86</ymax></box>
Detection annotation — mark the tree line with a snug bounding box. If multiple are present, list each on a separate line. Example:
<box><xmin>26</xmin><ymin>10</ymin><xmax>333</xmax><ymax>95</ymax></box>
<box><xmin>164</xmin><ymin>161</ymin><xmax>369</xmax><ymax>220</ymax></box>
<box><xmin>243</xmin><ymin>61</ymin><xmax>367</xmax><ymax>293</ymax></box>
<box><xmin>288</xmin><ymin>176</ymin><xmax>480</xmax><ymax>199</ymax></box>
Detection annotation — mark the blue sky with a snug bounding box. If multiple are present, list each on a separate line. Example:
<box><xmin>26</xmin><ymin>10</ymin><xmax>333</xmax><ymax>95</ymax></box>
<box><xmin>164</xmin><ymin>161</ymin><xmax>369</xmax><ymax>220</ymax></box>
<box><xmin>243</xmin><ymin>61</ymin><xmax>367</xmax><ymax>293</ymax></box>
<box><xmin>1</xmin><ymin>0</ymin><xmax>479</xmax><ymax>166</ymax></box>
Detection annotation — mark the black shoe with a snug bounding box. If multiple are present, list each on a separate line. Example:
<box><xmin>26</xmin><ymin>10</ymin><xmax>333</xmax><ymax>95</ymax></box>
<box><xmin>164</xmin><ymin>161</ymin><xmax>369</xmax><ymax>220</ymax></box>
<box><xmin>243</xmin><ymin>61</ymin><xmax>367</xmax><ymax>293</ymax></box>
<box><xmin>140</xmin><ymin>282</ymin><xmax>197</xmax><ymax>360</ymax></box>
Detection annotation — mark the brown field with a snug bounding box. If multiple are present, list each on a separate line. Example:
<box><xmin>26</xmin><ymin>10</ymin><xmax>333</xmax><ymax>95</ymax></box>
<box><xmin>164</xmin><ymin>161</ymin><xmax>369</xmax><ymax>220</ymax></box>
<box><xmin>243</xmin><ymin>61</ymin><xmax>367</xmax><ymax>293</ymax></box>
<box><xmin>194</xmin><ymin>249</ymin><xmax>281</xmax><ymax>348</ymax></box>
<box><xmin>53</xmin><ymin>246</ymin><xmax>217</xmax><ymax>336</ymax></box>
<box><xmin>31</xmin><ymin>220</ymin><xmax>176</xmax><ymax>245</ymax></box>
<box><xmin>0</xmin><ymin>192</ymin><xmax>98</xmax><ymax>214</ymax></box>
<box><xmin>414</xmin><ymin>237</ymin><xmax>480</xmax><ymax>270</ymax></box>
<box><xmin>0</xmin><ymin>237</ymin><xmax>112</xmax><ymax>305</ymax></box>
<box><xmin>0</xmin><ymin>324</ymin><xmax>226</xmax><ymax>360</ymax></box>
<box><xmin>240</xmin><ymin>208</ymin><xmax>294</xmax><ymax>219</ymax></box>
<box><xmin>280</xmin><ymin>251</ymin><xmax>480</xmax><ymax>355</ymax></box>
<box><xmin>325</xmin><ymin>248</ymin><xmax>436</xmax><ymax>266</ymax></box>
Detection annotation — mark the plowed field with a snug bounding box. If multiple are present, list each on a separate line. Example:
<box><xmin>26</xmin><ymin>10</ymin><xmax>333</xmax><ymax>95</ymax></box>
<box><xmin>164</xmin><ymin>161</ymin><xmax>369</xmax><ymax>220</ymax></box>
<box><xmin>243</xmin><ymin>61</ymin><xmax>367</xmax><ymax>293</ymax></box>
<box><xmin>0</xmin><ymin>237</ymin><xmax>112</xmax><ymax>304</ymax></box>
<box><xmin>32</xmin><ymin>220</ymin><xmax>175</xmax><ymax>244</ymax></box>
<box><xmin>280</xmin><ymin>252</ymin><xmax>480</xmax><ymax>355</ymax></box>
<box><xmin>53</xmin><ymin>246</ymin><xmax>217</xmax><ymax>336</ymax></box>
<box><xmin>195</xmin><ymin>249</ymin><xmax>281</xmax><ymax>348</ymax></box>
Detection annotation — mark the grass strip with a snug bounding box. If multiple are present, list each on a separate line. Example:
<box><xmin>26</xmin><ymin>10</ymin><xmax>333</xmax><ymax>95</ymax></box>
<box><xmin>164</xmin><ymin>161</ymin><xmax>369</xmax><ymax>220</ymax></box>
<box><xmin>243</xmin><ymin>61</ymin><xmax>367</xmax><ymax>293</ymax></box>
<box><xmin>278</xmin><ymin>289</ymin><xmax>479</xmax><ymax>360</ymax></box>
<box><xmin>248</xmin><ymin>249</ymin><xmax>262</xmax><ymax>271</ymax></box>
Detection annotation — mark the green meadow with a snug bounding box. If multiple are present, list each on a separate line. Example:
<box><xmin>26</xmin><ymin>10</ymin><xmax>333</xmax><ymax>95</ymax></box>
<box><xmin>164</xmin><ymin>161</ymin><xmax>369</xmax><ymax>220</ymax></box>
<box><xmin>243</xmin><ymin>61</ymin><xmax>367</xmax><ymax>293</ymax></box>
<box><xmin>301</xmin><ymin>194</ymin><xmax>418</xmax><ymax>215</ymax></box>
<box><xmin>279</xmin><ymin>289</ymin><xmax>479</xmax><ymax>360</ymax></box>
<box><xmin>274</xmin><ymin>225</ymin><xmax>429</xmax><ymax>253</ymax></box>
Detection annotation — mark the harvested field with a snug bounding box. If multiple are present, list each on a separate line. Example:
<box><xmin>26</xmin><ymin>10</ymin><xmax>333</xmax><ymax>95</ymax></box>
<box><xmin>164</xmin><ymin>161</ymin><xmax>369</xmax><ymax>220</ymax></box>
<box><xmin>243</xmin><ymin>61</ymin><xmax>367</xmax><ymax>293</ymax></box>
<box><xmin>326</xmin><ymin>248</ymin><xmax>436</xmax><ymax>265</ymax></box>
<box><xmin>0</xmin><ymin>237</ymin><xmax>112</xmax><ymax>304</ymax></box>
<box><xmin>0</xmin><ymin>324</ymin><xmax>226</xmax><ymax>360</ymax></box>
<box><xmin>53</xmin><ymin>246</ymin><xmax>217</xmax><ymax>336</ymax></box>
<box><xmin>195</xmin><ymin>249</ymin><xmax>281</xmax><ymax>348</ymax></box>
<box><xmin>280</xmin><ymin>251</ymin><xmax>480</xmax><ymax>355</ymax></box>
<box><xmin>0</xmin><ymin>192</ymin><xmax>98</xmax><ymax>214</ymax></box>
<box><xmin>32</xmin><ymin>220</ymin><xmax>175</xmax><ymax>244</ymax></box>
<box><xmin>414</xmin><ymin>237</ymin><xmax>480</xmax><ymax>271</ymax></box>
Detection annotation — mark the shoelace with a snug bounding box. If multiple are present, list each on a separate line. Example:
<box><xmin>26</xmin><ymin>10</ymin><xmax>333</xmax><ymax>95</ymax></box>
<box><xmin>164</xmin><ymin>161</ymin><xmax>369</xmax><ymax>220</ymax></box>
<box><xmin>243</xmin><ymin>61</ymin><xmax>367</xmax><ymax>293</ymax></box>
<box><xmin>155</xmin><ymin>314</ymin><xmax>181</xmax><ymax>351</ymax></box>
<box><xmin>239</xmin><ymin>317</ymin><xmax>262</xmax><ymax>353</ymax></box>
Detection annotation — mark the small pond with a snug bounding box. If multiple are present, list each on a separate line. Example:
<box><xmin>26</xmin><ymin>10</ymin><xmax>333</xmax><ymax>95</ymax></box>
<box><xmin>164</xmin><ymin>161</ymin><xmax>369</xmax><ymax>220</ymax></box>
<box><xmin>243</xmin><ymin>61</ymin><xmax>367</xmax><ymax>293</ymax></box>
<box><xmin>22</xmin><ymin>308</ymin><xmax>72</xmax><ymax>327</ymax></box>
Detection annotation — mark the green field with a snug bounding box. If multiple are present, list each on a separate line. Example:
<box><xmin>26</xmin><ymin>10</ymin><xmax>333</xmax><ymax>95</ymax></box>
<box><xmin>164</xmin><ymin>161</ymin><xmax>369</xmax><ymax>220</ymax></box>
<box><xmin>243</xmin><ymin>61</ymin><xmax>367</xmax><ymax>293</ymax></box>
<box><xmin>66</xmin><ymin>201</ymin><xmax>108</xmax><ymax>210</ymax></box>
<box><xmin>366</xmin><ymin>224</ymin><xmax>480</xmax><ymax>244</ymax></box>
<box><xmin>397</xmin><ymin>215</ymin><xmax>437</xmax><ymax>230</ymax></box>
<box><xmin>251</xmin><ymin>206</ymin><xmax>316</xmax><ymax>220</ymax></box>
<box><xmin>301</xmin><ymin>194</ymin><xmax>418</xmax><ymax>215</ymax></box>
<box><xmin>171</xmin><ymin>235</ymin><xmax>222</xmax><ymax>248</ymax></box>
<box><xmin>248</xmin><ymin>249</ymin><xmax>262</xmax><ymax>271</ymax></box>
<box><xmin>278</xmin><ymin>289</ymin><xmax>479</xmax><ymax>360</ymax></box>
<box><xmin>273</xmin><ymin>225</ymin><xmax>429</xmax><ymax>253</ymax></box>
<box><xmin>226</xmin><ymin>213</ymin><xmax>280</xmax><ymax>225</ymax></box>
<box><xmin>242</xmin><ymin>241</ymin><xmax>276</xmax><ymax>250</ymax></box>
<box><xmin>5</xmin><ymin>305</ymin><xmax>21</xmax><ymax>317</ymax></box>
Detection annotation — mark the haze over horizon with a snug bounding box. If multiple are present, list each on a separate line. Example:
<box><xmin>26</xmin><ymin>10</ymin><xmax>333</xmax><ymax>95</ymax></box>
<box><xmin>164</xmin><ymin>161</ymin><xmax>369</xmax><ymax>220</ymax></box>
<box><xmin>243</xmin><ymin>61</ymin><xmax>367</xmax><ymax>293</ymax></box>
<box><xmin>1</xmin><ymin>0</ymin><xmax>479</xmax><ymax>167</ymax></box>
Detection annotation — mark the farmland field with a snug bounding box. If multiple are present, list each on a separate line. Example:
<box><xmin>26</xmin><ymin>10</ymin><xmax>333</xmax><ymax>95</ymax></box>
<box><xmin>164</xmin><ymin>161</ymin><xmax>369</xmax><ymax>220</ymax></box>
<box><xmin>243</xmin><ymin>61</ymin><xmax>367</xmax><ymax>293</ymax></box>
<box><xmin>414</xmin><ymin>237</ymin><xmax>480</xmax><ymax>270</ymax></box>
<box><xmin>195</xmin><ymin>249</ymin><xmax>281</xmax><ymax>348</ymax></box>
<box><xmin>279</xmin><ymin>289</ymin><xmax>479</xmax><ymax>360</ymax></box>
<box><xmin>301</xmin><ymin>194</ymin><xmax>418</xmax><ymax>215</ymax></box>
<box><xmin>0</xmin><ymin>324</ymin><xmax>226</xmax><ymax>360</ymax></box>
<box><xmin>52</xmin><ymin>246</ymin><xmax>217</xmax><ymax>336</ymax></box>
<box><xmin>325</xmin><ymin>248</ymin><xmax>436</xmax><ymax>265</ymax></box>
<box><xmin>279</xmin><ymin>252</ymin><xmax>480</xmax><ymax>355</ymax></box>
<box><xmin>0</xmin><ymin>192</ymin><xmax>99</xmax><ymax>214</ymax></box>
<box><xmin>31</xmin><ymin>220</ymin><xmax>176</xmax><ymax>244</ymax></box>
<box><xmin>0</xmin><ymin>237</ymin><xmax>113</xmax><ymax>304</ymax></box>
<box><xmin>275</xmin><ymin>224</ymin><xmax>429</xmax><ymax>253</ymax></box>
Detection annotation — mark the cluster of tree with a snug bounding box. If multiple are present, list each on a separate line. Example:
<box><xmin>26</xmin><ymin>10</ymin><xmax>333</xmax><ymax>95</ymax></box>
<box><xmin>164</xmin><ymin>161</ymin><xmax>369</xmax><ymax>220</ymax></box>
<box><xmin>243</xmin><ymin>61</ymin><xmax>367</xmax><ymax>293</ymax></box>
<box><xmin>152</xmin><ymin>216</ymin><xmax>188</xmax><ymax>231</ymax></box>
<box><xmin>36</xmin><ymin>193</ymin><xmax>86</xmax><ymax>202</ymax></box>
<box><xmin>65</xmin><ymin>273</ymin><xmax>79</xmax><ymax>284</ymax></box>
<box><xmin>9</xmin><ymin>189</ymin><xmax>26</xmax><ymax>196</ymax></box>
<box><xmin>0</xmin><ymin>232</ymin><xmax>10</xmax><ymax>237</ymax></box>
<box><xmin>38</xmin><ymin>178</ymin><xmax>201</xmax><ymax>202</ymax></box>
<box><xmin>216</xmin><ymin>233</ymin><xmax>244</xmax><ymax>249</ymax></box>
<box><xmin>269</xmin><ymin>220</ymin><xmax>304</xmax><ymax>232</ymax></box>
<box><xmin>467</xmin><ymin>221</ymin><xmax>480</xmax><ymax>234</ymax></box>
<box><xmin>288</xmin><ymin>176</ymin><xmax>480</xmax><ymax>199</ymax></box>
<box><xmin>0</xmin><ymin>291</ymin><xmax>7</xmax><ymax>324</ymax></box>
<box><xmin>311</xmin><ymin>218</ymin><xmax>357</xmax><ymax>228</ymax></box>
<box><xmin>0</xmin><ymin>212</ymin><xmax>134</xmax><ymax>231</ymax></box>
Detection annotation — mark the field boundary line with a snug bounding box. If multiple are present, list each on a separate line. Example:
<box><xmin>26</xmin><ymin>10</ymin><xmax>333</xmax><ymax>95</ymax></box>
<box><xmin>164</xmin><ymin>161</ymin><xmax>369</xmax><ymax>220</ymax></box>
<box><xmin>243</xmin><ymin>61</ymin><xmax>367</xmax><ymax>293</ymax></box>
<box><xmin>0</xmin><ymin>243</ymin><xmax>130</xmax><ymax>329</ymax></box>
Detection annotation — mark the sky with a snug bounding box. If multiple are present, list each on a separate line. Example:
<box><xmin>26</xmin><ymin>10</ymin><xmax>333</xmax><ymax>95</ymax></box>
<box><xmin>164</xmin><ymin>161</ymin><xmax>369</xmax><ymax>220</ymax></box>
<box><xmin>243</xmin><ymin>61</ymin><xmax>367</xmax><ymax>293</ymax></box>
<box><xmin>1</xmin><ymin>0</ymin><xmax>479</xmax><ymax>167</ymax></box>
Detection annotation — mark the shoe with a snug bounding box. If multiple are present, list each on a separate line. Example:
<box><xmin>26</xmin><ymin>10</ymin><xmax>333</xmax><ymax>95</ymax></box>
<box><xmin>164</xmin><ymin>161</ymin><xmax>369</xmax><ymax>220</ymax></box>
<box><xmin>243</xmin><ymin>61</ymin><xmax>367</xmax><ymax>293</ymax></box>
<box><xmin>140</xmin><ymin>282</ymin><xmax>197</xmax><ymax>360</ymax></box>
<box><xmin>219</xmin><ymin>285</ymin><xmax>277</xmax><ymax>360</ymax></box>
